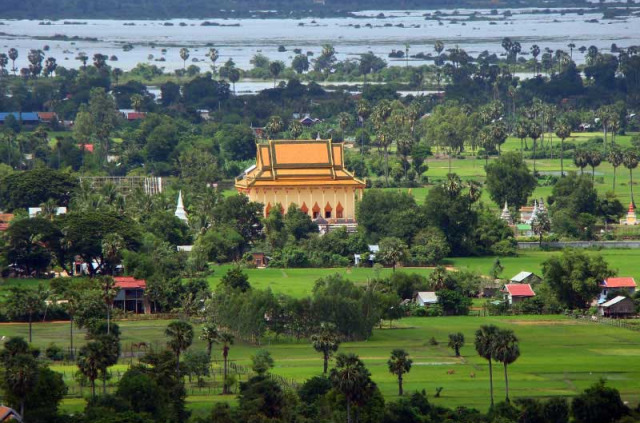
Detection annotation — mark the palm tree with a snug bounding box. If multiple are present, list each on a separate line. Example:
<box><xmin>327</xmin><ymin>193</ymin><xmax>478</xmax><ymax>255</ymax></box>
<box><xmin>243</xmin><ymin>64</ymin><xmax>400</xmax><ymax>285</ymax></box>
<box><xmin>179</xmin><ymin>48</ymin><xmax>190</xmax><ymax>70</ymax></box>
<box><xmin>311</xmin><ymin>324</ymin><xmax>340</xmax><ymax>374</ymax></box>
<box><xmin>77</xmin><ymin>341</ymin><xmax>103</xmax><ymax>398</ymax></box>
<box><xmin>200</xmin><ymin>323</ymin><xmax>219</xmax><ymax>357</ymax></box>
<box><xmin>265</xmin><ymin>115</ymin><xmax>284</xmax><ymax>139</ymax></box>
<box><xmin>208</xmin><ymin>48</ymin><xmax>219</xmax><ymax>75</ymax></box>
<box><xmin>0</xmin><ymin>53</ymin><xmax>9</xmax><ymax>76</ymax></box>
<box><xmin>555</xmin><ymin>119</ymin><xmax>571</xmax><ymax>177</ymax></box>
<box><xmin>515</xmin><ymin>119</ymin><xmax>530</xmax><ymax>160</ymax></box>
<box><xmin>587</xmin><ymin>150</ymin><xmax>602</xmax><ymax>182</ymax></box>
<box><xmin>288</xmin><ymin>120</ymin><xmax>303</xmax><ymax>139</ymax></box>
<box><xmin>528</xmin><ymin>124</ymin><xmax>542</xmax><ymax>173</ymax></box>
<box><xmin>130</xmin><ymin>94</ymin><xmax>144</xmax><ymax>112</ymax></box>
<box><xmin>567</xmin><ymin>42</ymin><xmax>576</xmax><ymax>59</ymax></box>
<box><xmin>8</xmin><ymin>48</ymin><xmax>18</xmax><ymax>75</ymax></box>
<box><xmin>5</xmin><ymin>354</ymin><xmax>38</xmax><ymax>416</ymax></box>
<box><xmin>111</xmin><ymin>68</ymin><xmax>123</xmax><ymax>85</ymax></box>
<box><xmin>447</xmin><ymin>332</ymin><xmax>465</xmax><ymax>357</ymax></box>
<box><xmin>404</xmin><ymin>43</ymin><xmax>410</xmax><ymax>68</ymax></box>
<box><xmin>530</xmin><ymin>44</ymin><xmax>540</xmax><ymax>74</ymax></box>
<box><xmin>219</xmin><ymin>332</ymin><xmax>234</xmax><ymax>394</ymax></box>
<box><xmin>269</xmin><ymin>61</ymin><xmax>284</xmax><ymax>87</ymax></box>
<box><xmin>492</xmin><ymin>329</ymin><xmax>520</xmax><ymax>402</ymax></box>
<box><xmin>608</xmin><ymin>148</ymin><xmax>623</xmax><ymax>192</ymax></box>
<box><xmin>573</xmin><ymin>150</ymin><xmax>589</xmax><ymax>175</ymax></box>
<box><xmin>475</xmin><ymin>325</ymin><xmax>499</xmax><ymax>408</ymax></box>
<box><xmin>356</xmin><ymin>99</ymin><xmax>372</xmax><ymax>154</ymax></box>
<box><xmin>623</xmin><ymin>149</ymin><xmax>639</xmax><ymax>205</ymax></box>
<box><xmin>330</xmin><ymin>353</ymin><xmax>373</xmax><ymax>423</ymax></box>
<box><xmin>388</xmin><ymin>349</ymin><xmax>412</xmax><ymax>396</ymax></box>
<box><xmin>228</xmin><ymin>68</ymin><xmax>240</xmax><ymax>94</ymax></box>
<box><xmin>165</xmin><ymin>320</ymin><xmax>194</xmax><ymax>376</ymax></box>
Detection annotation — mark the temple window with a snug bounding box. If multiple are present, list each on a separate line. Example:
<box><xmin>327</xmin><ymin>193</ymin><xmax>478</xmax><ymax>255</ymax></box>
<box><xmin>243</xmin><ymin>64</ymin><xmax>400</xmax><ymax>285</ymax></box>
<box><xmin>324</xmin><ymin>202</ymin><xmax>332</xmax><ymax>219</ymax></box>
<box><xmin>312</xmin><ymin>202</ymin><xmax>321</xmax><ymax>219</ymax></box>
<box><xmin>336</xmin><ymin>202</ymin><xmax>344</xmax><ymax>219</ymax></box>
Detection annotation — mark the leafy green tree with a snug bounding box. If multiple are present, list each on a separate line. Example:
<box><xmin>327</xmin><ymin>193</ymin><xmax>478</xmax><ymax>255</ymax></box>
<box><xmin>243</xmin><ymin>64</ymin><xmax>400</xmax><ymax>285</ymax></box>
<box><xmin>219</xmin><ymin>267</ymin><xmax>251</xmax><ymax>292</ymax></box>
<box><xmin>492</xmin><ymin>329</ymin><xmax>520</xmax><ymax>402</ymax></box>
<box><xmin>88</xmin><ymin>88</ymin><xmax>119</xmax><ymax>159</ymax></box>
<box><xmin>212</xmin><ymin>190</ymin><xmax>264</xmax><ymax>243</ymax></box>
<box><xmin>116</xmin><ymin>368</ymin><xmax>168</xmax><ymax>420</ymax></box>
<box><xmin>571</xmin><ymin>379</ymin><xmax>628</xmax><ymax>423</ymax></box>
<box><xmin>2</xmin><ymin>352</ymin><xmax>39</xmax><ymax>417</ymax></box>
<box><xmin>387</xmin><ymin>349</ymin><xmax>412</xmax><ymax>396</ymax></box>
<box><xmin>447</xmin><ymin>332</ymin><xmax>465</xmax><ymax>357</ymax></box>
<box><xmin>425</xmin><ymin>104</ymin><xmax>476</xmax><ymax>172</ymax></box>
<box><xmin>485</xmin><ymin>152</ymin><xmax>537</xmax><ymax>210</ymax></box>
<box><xmin>356</xmin><ymin>190</ymin><xmax>422</xmax><ymax>244</ymax></box>
<box><xmin>475</xmin><ymin>325</ymin><xmax>499</xmax><ymax>408</ymax></box>
<box><xmin>378</xmin><ymin>237</ymin><xmax>408</xmax><ymax>272</ymax></box>
<box><xmin>285</xmin><ymin>204</ymin><xmax>318</xmax><ymax>240</ymax></box>
<box><xmin>311</xmin><ymin>324</ymin><xmax>340</xmax><ymax>374</ymax></box>
<box><xmin>410</xmin><ymin>228</ymin><xmax>450</xmax><ymax>265</ymax></box>
<box><xmin>165</xmin><ymin>321</ymin><xmax>194</xmax><ymax>376</ymax></box>
<box><xmin>531</xmin><ymin>209</ymin><xmax>551</xmax><ymax>247</ymax></box>
<box><xmin>2</xmin><ymin>217</ymin><xmax>62</xmax><ymax>276</ymax></box>
<box><xmin>292</xmin><ymin>54</ymin><xmax>309</xmax><ymax>74</ymax></box>
<box><xmin>0</xmin><ymin>168</ymin><xmax>77</xmax><ymax>211</ymax></box>
<box><xmin>437</xmin><ymin>290</ymin><xmax>472</xmax><ymax>316</ymax></box>
<box><xmin>251</xmin><ymin>350</ymin><xmax>274</xmax><ymax>375</ymax></box>
<box><xmin>542</xmin><ymin>250</ymin><xmax>615</xmax><ymax>309</ymax></box>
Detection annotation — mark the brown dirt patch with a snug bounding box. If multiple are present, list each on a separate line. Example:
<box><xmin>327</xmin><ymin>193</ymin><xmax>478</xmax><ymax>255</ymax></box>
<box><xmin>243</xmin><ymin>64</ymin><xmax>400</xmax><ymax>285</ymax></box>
<box><xmin>509</xmin><ymin>320</ymin><xmax>581</xmax><ymax>326</ymax></box>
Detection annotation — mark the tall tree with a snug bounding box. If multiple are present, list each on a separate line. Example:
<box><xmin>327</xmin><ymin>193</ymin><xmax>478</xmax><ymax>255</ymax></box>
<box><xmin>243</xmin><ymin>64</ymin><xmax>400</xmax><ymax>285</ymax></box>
<box><xmin>200</xmin><ymin>323</ymin><xmax>219</xmax><ymax>357</ymax></box>
<box><xmin>378</xmin><ymin>237</ymin><xmax>408</xmax><ymax>272</ymax></box>
<box><xmin>330</xmin><ymin>353</ymin><xmax>375</xmax><ymax>423</ymax></box>
<box><xmin>555</xmin><ymin>119</ymin><xmax>572</xmax><ymax>177</ymax></box>
<box><xmin>220</xmin><ymin>332</ymin><xmax>234</xmax><ymax>394</ymax></box>
<box><xmin>387</xmin><ymin>349</ymin><xmax>412</xmax><ymax>396</ymax></box>
<box><xmin>492</xmin><ymin>329</ymin><xmax>520</xmax><ymax>403</ymax></box>
<box><xmin>77</xmin><ymin>341</ymin><xmax>103</xmax><ymax>398</ymax></box>
<box><xmin>475</xmin><ymin>325</ymin><xmax>499</xmax><ymax>408</ymax></box>
<box><xmin>8</xmin><ymin>48</ymin><xmax>18</xmax><ymax>74</ymax></box>
<box><xmin>165</xmin><ymin>321</ymin><xmax>194</xmax><ymax>377</ymax></box>
<box><xmin>269</xmin><ymin>61</ymin><xmax>284</xmax><ymax>87</ymax></box>
<box><xmin>311</xmin><ymin>324</ymin><xmax>340</xmax><ymax>374</ymax></box>
<box><xmin>179</xmin><ymin>48</ymin><xmax>190</xmax><ymax>70</ymax></box>
<box><xmin>587</xmin><ymin>150</ymin><xmax>603</xmax><ymax>182</ymax></box>
<box><xmin>623</xmin><ymin>149</ymin><xmax>639</xmax><ymax>205</ymax></box>
<box><xmin>5</xmin><ymin>286</ymin><xmax>47</xmax><ymax>343</ymax></box>
<box><xmin>485</xmin><ymin>152</ymin><xmax>537</xmax><ymax>210</ymax></box>
<box><xmin>208</xmin><ymin>48</ymin><xmax>219</xmax><ymax>75</ymax></box>
<box><xmin>4</xmin><ymin>353</ymin><xmax>38</xmax><ymax>417</ymax></box>
<box><xmin>608</xmin><ymin>148</ymin><xmax>623</xmax><ymax>192</ymax></box>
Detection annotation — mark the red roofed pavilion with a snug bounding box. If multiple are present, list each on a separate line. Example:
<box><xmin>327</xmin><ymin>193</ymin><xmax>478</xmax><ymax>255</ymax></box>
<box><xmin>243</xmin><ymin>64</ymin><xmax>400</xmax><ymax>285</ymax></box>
<box><xmin>113</xmin><ymin>276</ymin><xmax>149</xmax><ymax>314</ymax></box>
<box><xmin>503</xmin><ymin>283</ymin><xmax>535</xmax><ymax>305</ymax></box>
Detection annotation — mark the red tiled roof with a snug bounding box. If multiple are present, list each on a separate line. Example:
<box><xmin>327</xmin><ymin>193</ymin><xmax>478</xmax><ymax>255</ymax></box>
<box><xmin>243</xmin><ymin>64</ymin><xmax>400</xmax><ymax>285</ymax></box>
<box><xmin>38</xmin><ymin>112</ymin><xmax>57</xmax><ymax>121</ymax></box>
<box><xmin>126</xmin><ymin>112</ymin><xmax>146</xmax><ymax>120</ymax></box>
<box><xmin>77</xmin><ymin>144</ymin><xmax>94</xmax><ymax>153</ymax></box>
<box><xmin>114</xmin><ymin>276</ymin><xmax>146</xmax><ymax>289</ymax></box>
<box><xmin>602</xmin><ymin>277</ymin><xmax>636</xmax><ymax>288</ymax></box>
<box><xmin>0</xmin><ymin>223</ymin><xmax>9</xmax><ymax>232</ymax></box>
<box><xmin>503</xmin><ymin>284</ymin><xmax>535</xmax><ymax>297</ymax></box>
<box><xmin>0</xmin><ymin>405</ymin><xmax>21</xmax><ymax>421</ymax></box>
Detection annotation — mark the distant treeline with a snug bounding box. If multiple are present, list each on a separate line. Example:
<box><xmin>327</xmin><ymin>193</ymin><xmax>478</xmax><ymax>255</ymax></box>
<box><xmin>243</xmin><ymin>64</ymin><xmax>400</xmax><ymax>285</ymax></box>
<box><xmin>1</xmin><ymin>0</ymin><xmax>594</xmax><ymax>20</ymax></box>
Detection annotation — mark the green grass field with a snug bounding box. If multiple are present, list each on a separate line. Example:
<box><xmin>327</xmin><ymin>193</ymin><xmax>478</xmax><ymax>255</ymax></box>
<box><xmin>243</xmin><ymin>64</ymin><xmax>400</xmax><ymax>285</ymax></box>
<box><xmin>2</xmin><ymin>315</ymin><xmax>640</xmax><ymax>414</ymax></box>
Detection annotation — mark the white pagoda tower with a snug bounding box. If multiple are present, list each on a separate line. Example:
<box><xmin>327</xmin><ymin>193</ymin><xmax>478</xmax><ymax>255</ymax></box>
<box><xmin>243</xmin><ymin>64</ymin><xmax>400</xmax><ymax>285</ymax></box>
<box><xmin>174</xmin><ymin>190</ymin><xmax>188</xmax><ymax>223</ymax></box>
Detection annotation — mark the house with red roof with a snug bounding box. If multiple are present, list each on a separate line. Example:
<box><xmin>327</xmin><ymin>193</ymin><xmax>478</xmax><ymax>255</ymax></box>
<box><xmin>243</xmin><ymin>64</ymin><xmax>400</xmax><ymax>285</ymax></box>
<box><xmin>0</xmin><ymin>405</ymin><xmax>22</xmax><ymax>422</ymax></box>
<box><xmin>0</xmin><ymin>214</ymin><xmax>14</xmax><ymax>232</ymax></box>
<box><xmin>113</xmin><ymin>276</ymin><xmax>150</xmax><ymax>314</ymax></box>
<box><xmin>599</xmin><ymin>277</ymin><xmax>636</xmax><ymax>304</ymax></box>
<box><xmin>502</xmin><ymin>283</ymin><xmax>535</xmax><ymax>305</ymax></box>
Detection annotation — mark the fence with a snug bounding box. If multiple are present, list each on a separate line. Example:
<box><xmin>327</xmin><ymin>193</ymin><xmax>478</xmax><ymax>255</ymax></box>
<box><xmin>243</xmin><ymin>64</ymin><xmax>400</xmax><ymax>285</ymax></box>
<box><xmin>574</xmin><ymin>314</ymin><xmax>640</xmax><ymax>332</ymax></box>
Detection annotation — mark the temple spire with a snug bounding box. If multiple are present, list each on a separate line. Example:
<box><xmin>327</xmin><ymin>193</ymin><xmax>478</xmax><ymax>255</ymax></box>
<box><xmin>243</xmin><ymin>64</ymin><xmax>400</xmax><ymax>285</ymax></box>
<box><xmin>175</xmin><ymin>190</ymin><xmax>188</xmax><ymax>222</ymax></box>
<box><xmin>500</xmin><ymin>201</ymin><xmax>513</xmax><ymax>225</ymax></box>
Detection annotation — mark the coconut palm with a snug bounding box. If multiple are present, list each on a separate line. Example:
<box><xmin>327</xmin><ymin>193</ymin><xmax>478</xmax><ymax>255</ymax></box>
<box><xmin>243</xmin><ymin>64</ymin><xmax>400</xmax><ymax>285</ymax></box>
<box><xmin>388</xmin><ymin>349</ymin><xmax>412</xmax><ymax>396</ymax></box>
<box><xmin>200</xmin><ymin>323</ymin><xmax>219</xmax><ymax>357</ymax></box>
<box><xmin>77</xmin><ymin>341</ymin><xmax>103</xmax><ymax>398</ymax></box>
<box><xmin>165</xmin><ymin>320</ymin><xmax>194</xmax><ymax>376</ymax></box>
<box><xmin>475</xmin><ymin>324</ymin><xmax>499</xmax><ymax>407</ymax></box>
<box><xmin>573</xmin><ymin>150</ymin><xmax>589</xmax><ymax>175</ymax></box>
<box><xmin>179</xmin><ymin>48</ymin><xmax>190</xmax><ymax>69</ymax></box>
<box><xmin>623</xmin><ymin>149</ymin><xmax>639</xmax><ymax>205</ymax></box>
<box><xmin>447</xmin><ymin>332</ymin><xmax>465</xmax><ymax>357</ymax></box>
<box><xmin>608</xmin><ymin>148</ymin><xmax>623</xmax><ymax>192</ymax></box>
<box><xmin>492</xmin><ymin>329</ymin><xmax>520</xmax><ymax>402</ymax></box>
<box><xmin>311</xmin><ymin>324</ymin><xmax>341</xmax><ymax>374</ymax></box>
<box><xmin>587</xmin><ymin>150</ymin><xmax>602</xmax><ymax>182</ymax></box>
<box><xmin>555</xmin><ymin>119</ymin><xmax>571</xmax><ymax>177</ymax></box>
<box><xmin>220</xmin><ymin>332</ymin><xmax>234</xmax><ymax>394</ymax></box>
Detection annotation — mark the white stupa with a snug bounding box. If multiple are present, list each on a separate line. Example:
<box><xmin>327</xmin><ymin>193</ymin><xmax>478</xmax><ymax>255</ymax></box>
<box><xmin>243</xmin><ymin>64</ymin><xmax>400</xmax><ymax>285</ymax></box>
<box><xmin>500</xmin><ymin>201</ymin><xmax>513</xmax><ymax>225</ymax></box>
<box><xmin>175</xmin><ymin>190</ymin><xmax>188</xmax><ymax>222</ymax></box>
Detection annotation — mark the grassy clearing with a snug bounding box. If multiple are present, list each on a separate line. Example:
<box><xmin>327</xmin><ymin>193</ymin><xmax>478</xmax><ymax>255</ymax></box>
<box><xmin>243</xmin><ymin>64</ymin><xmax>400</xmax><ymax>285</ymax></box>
<box><xmin>3</xmin><ymin>315</ymin><xmax>640</xmax><ymax>413</ymax></box>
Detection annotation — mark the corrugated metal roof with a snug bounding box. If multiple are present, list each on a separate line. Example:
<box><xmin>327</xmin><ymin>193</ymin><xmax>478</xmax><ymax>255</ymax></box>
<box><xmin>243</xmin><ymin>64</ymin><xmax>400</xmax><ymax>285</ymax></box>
<box><xmin>600</xmin><ymin>296</ymin><xmax>630</xmax><ymax>308</ymax></box>
<box><xmin>511</xmin><ymin>271</ymin><xmax>534</xmax><ymax>282</ymax></box>
<box><xmin>416</xmin><ymin>292</ymin><xmax>438</xmax><ymax>304</ymax></box>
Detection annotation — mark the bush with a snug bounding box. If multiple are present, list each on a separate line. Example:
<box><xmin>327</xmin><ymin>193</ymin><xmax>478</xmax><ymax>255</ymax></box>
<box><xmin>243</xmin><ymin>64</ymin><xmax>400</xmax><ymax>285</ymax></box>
<box><xmin>45</xmin><ymin>343</ymin><xmax>64</xmax><ymax>361</ymax></box>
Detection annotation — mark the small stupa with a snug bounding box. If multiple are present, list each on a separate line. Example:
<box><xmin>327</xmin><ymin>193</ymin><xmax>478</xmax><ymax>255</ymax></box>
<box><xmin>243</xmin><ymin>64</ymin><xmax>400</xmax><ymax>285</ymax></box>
<box><xmin>622</xmin><ymin>202</ymin><xmax>637</xmax><ymax>225</ymax></box>
<box><xmin>174</xmin><ymin>190</ymin><xmax>188</xmax><ymax>223</ymax></box>
<box><xmin>500</xmin><ymin>201</ymin><xmax>513</xmax><ymax>225</ymax></box>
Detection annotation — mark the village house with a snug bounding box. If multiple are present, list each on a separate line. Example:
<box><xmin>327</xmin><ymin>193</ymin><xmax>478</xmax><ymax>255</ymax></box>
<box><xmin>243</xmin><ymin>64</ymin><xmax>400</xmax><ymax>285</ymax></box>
<box><xmin>0</xmin><ymin>214</ymin><xmax>14</xmax><ymax>232</ymax></box>
<box><xmin>235</xmin><ymin>139</ymin><xmax>365</xmax><ymax>232</ymax></box>
<box><xmin>414</xmin><ymin>291</ymin><xmax>438</xmax><ymax>307</ymax></box>
<box><xmin>0</xmin><ymin>405</ymin><xmax>22</xmax><ymax>422</ymax></box>
<box><xmin>28</xmin><ymin>207</ymin><xmax>67</xmax><ymax>218</ymax></box>
<box><xmin>502</xmin><ymin>283</ymin><xmax>536</xmax><ymax>305</ymax></box>
<box><xmin>510</xmin><ymin>271</ymin><xmax>542</xmax><ymax>285</ymax></box>
<box><xmin>599</xmin><ymin>277</ymin><xmax>636</xmax><ymax>304</ymax></box>
<box><xmin>113</xmin><ymin>276</ymin><xmax>150</xmax><ymax>314</ymax></box>
<box><xmin>598</xmin><ymin>296</ymin><xmax>636</xmax><ymax>318</ymax></box>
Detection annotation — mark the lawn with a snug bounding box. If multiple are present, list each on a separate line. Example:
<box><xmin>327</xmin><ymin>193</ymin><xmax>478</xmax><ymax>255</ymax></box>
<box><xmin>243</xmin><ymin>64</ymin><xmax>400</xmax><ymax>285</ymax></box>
<box><xmin>3</xmin><ymin>315</ymin><xmax>640</xmax><ymax>414</ymax></box>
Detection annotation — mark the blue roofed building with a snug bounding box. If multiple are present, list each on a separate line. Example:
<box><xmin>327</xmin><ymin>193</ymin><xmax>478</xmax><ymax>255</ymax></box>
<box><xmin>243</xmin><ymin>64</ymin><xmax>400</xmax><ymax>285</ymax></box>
<box><xmin>0</xmin><ymin>112</ymin><xmax>41</xmax><ymax>124</ymax></box>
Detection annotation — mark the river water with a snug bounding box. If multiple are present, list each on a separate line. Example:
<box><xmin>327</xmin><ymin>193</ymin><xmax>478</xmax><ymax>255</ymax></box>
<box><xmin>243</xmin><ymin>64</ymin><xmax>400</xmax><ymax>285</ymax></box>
<box><xmin>0</xmin><ymin>7</ymin><xmax>638</xmax><ymax>75</ymax></box>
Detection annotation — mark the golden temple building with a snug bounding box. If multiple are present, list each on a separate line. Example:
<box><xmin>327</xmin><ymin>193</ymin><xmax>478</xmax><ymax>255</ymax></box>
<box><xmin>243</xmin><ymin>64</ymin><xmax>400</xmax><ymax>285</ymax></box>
<box><xmin>235</xmin><ymin>140</ymin><xmax>365</xmax><ymax>225</ymax></box>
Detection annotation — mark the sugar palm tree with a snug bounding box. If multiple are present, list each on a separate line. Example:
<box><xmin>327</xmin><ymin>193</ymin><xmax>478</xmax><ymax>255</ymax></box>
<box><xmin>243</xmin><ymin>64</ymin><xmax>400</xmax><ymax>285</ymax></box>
<box><xmin>492</xmin><ymin>329</ymin><xmax>520</xmax><ymax>402</ymax></box>
<box><xmin>165</xmin><ymin>320</ymin><xmax>194</xmax><ymax>376</ymax></box>
<box><xmin>311</xmin><ymin>324</ymin><xmax>340</xmax><ymax>374</ymax></box>
<box><xmin>220</xmin><ymin>332</ymin><xmax>234</xmax><ymax>394</ymax></box>
<box><xmin>265</xmin><ymin>115</ymin><xmax>284</xmax><ymax>139</ymax></box>
<box><xmin>8</xmin><ymin>48</ymin><xmax>18</xmax><ymax>75</ymax></box>
<box><xmin>77</xmin><ymin>341</ymin><xmax>103</xmax><ymax>398</ymax></box>
<box><xmin>269</xmin><ymin>61</ymin><xmax>283</xmax><ymax>88</ymax></box>
<box><xmin>555</xmin><ymin>119</ymin><xmax>571</xmax><ymax>177</ymax></box>
<box><xmin>623</xmin><ymin>149</ymin><xmax>639</xmax><ymax>205</ymax></box>
<box><xmin>179</xmin><ymin>48</ymin><xmax>190</xmax><ymax>70</ymax></box>
<box><xmin>587</xmin><ymin>150</ymin><xmax>602</xmax><ymax>183</ymax></box>
<box><xmin>288</xmin><ymin>120</ymin><xmax>303</xmax><ymax>139</ymax></box>
<box><xmin>448</xmin><ymin>332</ymin><xmax>465</xmax><ymax>357</ymax></box>
<box><xmin>573</xmin><ymin>150</ymin><xmax>589</xmax><ymax>175</ymax></box>
<box><xmin>388</xmin><ymin>349</ymin><xmax>412</xmax><ymax>396</ymax></box>
<box><xmin>330</xmin><ymin>353</ymin><xmax>372</xmax><ymax>423</ymax></box>
<box><xmin>528</xmin><ymin>123</ymin><xmax>542</xmax><ymax>173</ymax></box>
<box><xmin>228</xmin><ymin>68</ymin><xmax>240</xmax><ymax>94</ymax></box>
<box><xmin>5</xmin><ymin>354</ymin><xmax>38</xmax><ymax>416</ymax></box>
<box><xmin>208</xmin><ymin>48</ymin><xmax>219</xmax><ymax>75</ymax></box>
<box><xmin>608</xmin><ymin>148</ymin><xmax>623</xmax><ymax>192</ymax></box>
<box><xmin>475</xmin><ymin>325</ymin><xmax>499</xmax><ymax>408</ymax></box>
<box><xmin>200</xmin><ymin>323</ymin><xmax>219</xmax><ymax>357</ymax></box>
